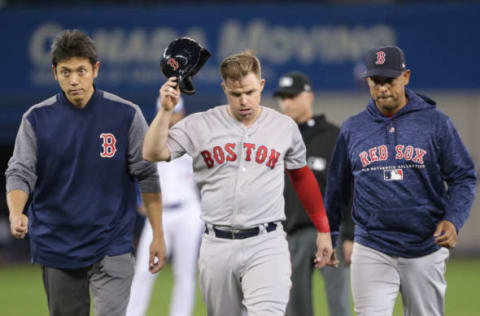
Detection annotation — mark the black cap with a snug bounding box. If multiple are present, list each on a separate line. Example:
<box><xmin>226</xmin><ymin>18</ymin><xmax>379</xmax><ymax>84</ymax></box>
<box><xmin>363</xmin><ymin>45</ymin><xmax>407</xmax><ymax>78</ymax></box>
<box><xmin>273</xmin><ymin>72</ymin><xmax>312</xmax><ymax>97</ymax></box>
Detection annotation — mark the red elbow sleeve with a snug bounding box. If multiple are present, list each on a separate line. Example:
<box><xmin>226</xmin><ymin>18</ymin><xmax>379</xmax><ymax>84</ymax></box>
<box><xmin>286</xmin><ymin>166</ymin><xmax>330</xmax><ymax>233</ymax></box>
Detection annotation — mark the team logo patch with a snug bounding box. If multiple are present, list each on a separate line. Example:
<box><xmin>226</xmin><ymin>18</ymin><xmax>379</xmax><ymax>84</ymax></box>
<box><xmin>384</xmin><ymin>169</ymin><xmax>403</xmax><ymax>181</ymax></box>
<box><xmin>167</xmin><ymin>57</ymin><xmax>179</xmax><ymax>71</ymax></box>
<box><xmin>376</xmin><ymin>51</ymin><xmax>386</xmax><ymax>65</ymax></box>
<box><xmin>100</xmin><ymin>133</ymin><xmax>117</xmax><ymax>158</ymax></box>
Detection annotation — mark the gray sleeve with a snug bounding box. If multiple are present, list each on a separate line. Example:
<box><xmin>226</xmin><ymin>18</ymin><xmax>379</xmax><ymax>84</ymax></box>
<box><xmin>128</xmin><ymin>110</ymin><xmax>161</xmax><ymax>193</ymax></box>
<box><xmin>5</xmin><ymin>117</ymin><xmax>37</xmax><ymax>194</ymax></box>
<box><xmin>285</xmin><ymin>121</ymin><xmax>307</xmax><ymax>170</ymax></box>
<box><xmin>167</xmin><ymin>116</ymin><xmax>195</xmax><ymax>160</ymax></box>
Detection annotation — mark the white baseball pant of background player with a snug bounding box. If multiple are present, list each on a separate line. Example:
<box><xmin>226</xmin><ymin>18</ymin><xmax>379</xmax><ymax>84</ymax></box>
<box><xmin>127</xmin><ymin>100</ymin><xmax>203</xmax><ymax>316</ymax></box>
<box><xmin>127</xmin><ymin>155</ymin><xmax>202</xmax><ymax>316</ymax></box>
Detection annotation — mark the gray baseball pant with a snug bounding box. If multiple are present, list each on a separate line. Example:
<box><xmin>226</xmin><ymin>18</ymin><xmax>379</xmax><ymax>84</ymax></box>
<box><xmin>42</xmin><ymin>253</ymin><xmax>135</xmax><ymax>316</ymax></box>
<box><xmin>351</xmin><ymin>242</ymin><xmax>449</xmax><ymax>316</ymax></box>
<box><xmin>198</xmin><ymin>226</ymin><xmax>291</xmax><ymax>316</ymax></box>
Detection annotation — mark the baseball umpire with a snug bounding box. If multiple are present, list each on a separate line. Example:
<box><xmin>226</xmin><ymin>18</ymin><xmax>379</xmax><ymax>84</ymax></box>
<box><xmin>325</xmin><ymin>45</ymin><xmax>477</xmax><ymax>316</ymax></box>
<box><xmin>143</xmin><ymin>49</ymin><xmax>337</xmax><ymax>316</ymax></box>
<box><xmin>275</xmin><ymin>71</ymin><xmax>353</xmax><ymax>316</ymax></box>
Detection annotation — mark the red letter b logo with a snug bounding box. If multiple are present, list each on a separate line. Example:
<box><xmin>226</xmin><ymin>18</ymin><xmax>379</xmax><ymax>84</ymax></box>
<box><xmin>376</xmin><ymin>51</ymin><xmax>386</xmax><ymax>65</ymax></box>
<box><xmin>100</xmin><ymin>133</ymin><xmax>117</xmax><ymax>158</ymax></box>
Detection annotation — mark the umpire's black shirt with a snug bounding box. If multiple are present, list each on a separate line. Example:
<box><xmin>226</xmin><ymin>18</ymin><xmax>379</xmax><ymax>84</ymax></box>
<box><xmin>283</xmin><ymin>114</ymin><xmax>353</xmax><ymax>240</ymax></box>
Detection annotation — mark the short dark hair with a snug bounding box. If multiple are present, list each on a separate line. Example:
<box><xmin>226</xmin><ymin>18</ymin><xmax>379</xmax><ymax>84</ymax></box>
<box><xmin>50</xmin><ymin>29</ymin><xmax>98</xmax><ymax>67</ymax></box>
<box><xmin>220</xmin><ymin>50</ymin><xmax>261</xmax><ymax>82</ymax></box>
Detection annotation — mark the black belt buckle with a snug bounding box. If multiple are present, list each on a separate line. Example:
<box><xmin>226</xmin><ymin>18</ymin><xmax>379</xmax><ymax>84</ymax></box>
<box><xmin>211</xmin><ymin>222</ymin><xmax>277</xmax><ymax>240</ymax></box>
<box><xmin>266</xmin><ymin>222</ymin><xmax>277</xmax><ymax>232</ymax></box>
<box><xmin>230</xmin><ymin>230</ymin><xmax>243</xmax><ymax>239</ymax></box>
<box><xmin>220</xmin><ymin>227</ymin><xmax>259</xmax><ymax>239</ymax></box>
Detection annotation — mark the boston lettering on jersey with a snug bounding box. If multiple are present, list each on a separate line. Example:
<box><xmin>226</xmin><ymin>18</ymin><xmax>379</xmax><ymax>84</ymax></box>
<box><xmin>201</xmin><ymin>142</ymin><xmax>281</xmax><ymax>169</ymax></box>
<box><xmin>359</xmin><ymin>144</ymin><xmax>427</xmax><ymax>167</ymax></box>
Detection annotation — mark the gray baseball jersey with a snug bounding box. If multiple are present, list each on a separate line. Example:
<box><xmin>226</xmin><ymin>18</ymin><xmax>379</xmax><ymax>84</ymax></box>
<box><xmin>167</xmin><ymin>105</ymin><xmax>306</xmax><ymax>228</ymax></box>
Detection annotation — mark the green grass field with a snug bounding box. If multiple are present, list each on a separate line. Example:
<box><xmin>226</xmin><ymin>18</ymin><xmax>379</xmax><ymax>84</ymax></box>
<box><xmin>0</xmin><ymin>257</ymin><xmax>478</xmax><ymax>315</ymax></box>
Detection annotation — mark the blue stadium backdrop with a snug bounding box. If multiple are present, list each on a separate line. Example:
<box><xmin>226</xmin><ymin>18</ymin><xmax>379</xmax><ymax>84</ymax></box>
<box><xmin>0</xmin><ymin>3</ymin><xmax>479</xmax><ymax>143</ymax></box>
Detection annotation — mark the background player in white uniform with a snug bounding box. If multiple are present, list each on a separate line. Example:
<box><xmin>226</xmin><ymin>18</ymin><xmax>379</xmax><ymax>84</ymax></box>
<box><xmin>143</xmin><ymin>51</ymin><xmax>337</xmax><ymax>316</ymax></box>
<box><xmin>127</xmin><ymin>98</ymin><xmax>203</xmax><ymax>316</ymax></box>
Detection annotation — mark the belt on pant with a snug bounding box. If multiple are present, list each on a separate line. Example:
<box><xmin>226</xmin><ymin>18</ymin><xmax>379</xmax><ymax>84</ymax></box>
<box><xmin>205</xmin><ymin>222</ymin><xmax>277</xmax><ymax>240</ymax></box>
<box><xmin>163</xmin><ymin>202</ymin><xmax>182</xmax><ymax>210</ymax></box>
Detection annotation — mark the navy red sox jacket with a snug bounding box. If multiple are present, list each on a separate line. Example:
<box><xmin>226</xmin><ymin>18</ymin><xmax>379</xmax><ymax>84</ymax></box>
<box><xmin>325</xmin><ymin>88</ymin><xmax>476</xmax><ymax>258</ymax></box>
<box><xmin>6</xmin><ymin>89</ymin><xmax>160</xmax><ymax>269</ymax></box>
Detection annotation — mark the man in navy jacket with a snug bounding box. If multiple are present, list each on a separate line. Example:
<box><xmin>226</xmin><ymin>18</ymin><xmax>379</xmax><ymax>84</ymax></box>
<box><xmin>325</xmin><ymin>45</ymin><xmax>476</xmax><ymax>316</ymax></box>
<box><xmin>6</xmin><ymin>29</ymin><xmax>167</xmax><ymax>316</ymax></box>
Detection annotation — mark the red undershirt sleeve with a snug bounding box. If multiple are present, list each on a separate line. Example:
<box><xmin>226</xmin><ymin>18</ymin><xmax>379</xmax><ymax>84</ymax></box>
<box><xmin>286</xmin><ymin>166</ymin><xmax>330</xmax><ymax>233</ymax></box>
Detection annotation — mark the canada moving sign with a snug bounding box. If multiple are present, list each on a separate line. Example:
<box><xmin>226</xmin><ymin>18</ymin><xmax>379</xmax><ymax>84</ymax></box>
<box><xmin>28</xmin><ymin>21</ymin><xmax>395</xmax><ymax>89</ymax></box>
<box><xmin>1</xmin><ymin>4</ymin><xmax>478</xmax><ymax>94</ymax></box>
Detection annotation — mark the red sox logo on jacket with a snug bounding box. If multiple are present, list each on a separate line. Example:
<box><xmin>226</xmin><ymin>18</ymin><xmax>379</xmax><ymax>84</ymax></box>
<box><xmin>201</xmin><ymin>142</ymin><xmax>281</xmax><ymax>169</ymax></box>
<box><xmin>359</xmin><ymin>144</ymin><xmax>427</xmax><ymax>167</ymax></box>
<box><xmin>100</xmin><ymin>133</ymin><xmax>117</xmax><ymax>158</ymax></box>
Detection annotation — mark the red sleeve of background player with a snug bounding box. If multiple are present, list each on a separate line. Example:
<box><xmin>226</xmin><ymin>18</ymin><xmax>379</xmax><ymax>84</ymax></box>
<box><xmin>286</xmin><ymin>166</ymin><xmax>330</xmax><ymax>233</ymax></box>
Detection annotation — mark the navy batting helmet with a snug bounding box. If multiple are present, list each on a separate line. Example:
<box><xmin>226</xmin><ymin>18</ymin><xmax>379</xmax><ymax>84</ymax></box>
<box><xmin>160</xmin><ymin>37</ymin><xmax>211</xmax><ymax>95</ymax></box>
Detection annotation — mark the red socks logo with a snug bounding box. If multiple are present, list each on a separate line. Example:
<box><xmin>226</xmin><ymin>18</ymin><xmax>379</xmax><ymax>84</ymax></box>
<box><xmin>100</xmin><ymin>133</ymin><xmax>117</xmax><ymax>158</ymax></box>
<box><xmin>375</xmin><ymin>51</ymin><xmax>386</xmax><ymax>65</ymax></box>
<box><xmin>167</xmin><ymin>58</ymin><xmax>179</xmax><ymax>71</ymax></box>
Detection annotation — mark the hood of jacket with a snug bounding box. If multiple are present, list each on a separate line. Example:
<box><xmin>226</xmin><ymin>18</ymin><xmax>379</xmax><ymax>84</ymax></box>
<box><xmin>366</xmin><ymin>88</ymin><xmax>436</xmax><ymax>122</ymax></box>
<box><xmin>364</xmin><ymin>88</ymin><xmax>436</xmax><ymax>145</ymax></box>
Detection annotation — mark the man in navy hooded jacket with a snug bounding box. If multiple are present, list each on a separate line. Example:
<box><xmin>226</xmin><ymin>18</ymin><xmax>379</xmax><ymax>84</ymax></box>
<box><xmin>325</xmin><ymin>45</ymin><xmax>476</xmax><ymax>316</ymax></box>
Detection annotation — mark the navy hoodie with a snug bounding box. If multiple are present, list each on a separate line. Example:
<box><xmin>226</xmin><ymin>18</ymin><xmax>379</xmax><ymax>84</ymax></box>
<box><xmin>325</xmin><ymin>89</ymin><xmax>476</xmax><ymax>258</ymax></box>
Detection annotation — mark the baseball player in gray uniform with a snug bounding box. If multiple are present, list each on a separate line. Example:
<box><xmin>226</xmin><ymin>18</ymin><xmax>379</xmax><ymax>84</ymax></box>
<box><xmin>143</xmin><ymin>51</ymin><xmax>337</xmax><ymax>316</ymax></box>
